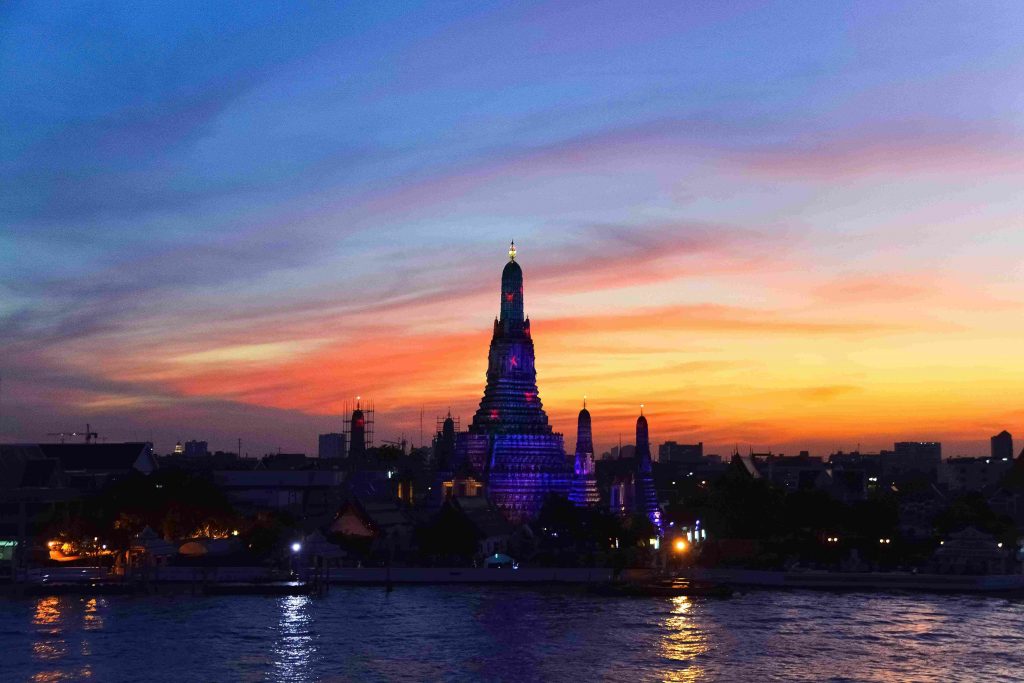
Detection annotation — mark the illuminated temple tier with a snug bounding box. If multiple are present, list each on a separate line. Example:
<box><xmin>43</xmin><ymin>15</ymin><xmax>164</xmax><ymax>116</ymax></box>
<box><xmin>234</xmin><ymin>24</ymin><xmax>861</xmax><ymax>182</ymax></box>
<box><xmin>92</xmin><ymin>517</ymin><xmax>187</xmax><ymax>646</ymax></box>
<box><xmin>455</xmin><ymin>242</ymin><xmax>571</xmax><ymax>521</ymax></box>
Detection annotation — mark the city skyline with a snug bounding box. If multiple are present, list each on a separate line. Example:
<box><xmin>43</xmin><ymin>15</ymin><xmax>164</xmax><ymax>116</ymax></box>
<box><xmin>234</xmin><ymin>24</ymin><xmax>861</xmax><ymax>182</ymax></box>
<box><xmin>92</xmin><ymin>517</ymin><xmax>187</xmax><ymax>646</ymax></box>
<box><xmin>3</xmin><ymin>3</ymin><xmax>1024</xmax><ymax>457</ymax></box>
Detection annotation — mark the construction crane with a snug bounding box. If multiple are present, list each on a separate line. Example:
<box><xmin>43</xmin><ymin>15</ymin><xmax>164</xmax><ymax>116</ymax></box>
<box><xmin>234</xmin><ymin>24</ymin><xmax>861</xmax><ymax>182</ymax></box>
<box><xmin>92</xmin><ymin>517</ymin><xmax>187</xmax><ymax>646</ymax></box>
<box><xmin>380</xmin><ymin>436</ymin><xmax>408</xmax><ymax>455</ymax></box>
<box><xmin>47</xmin><ymin>423</ymin><xmax>99</xmax><ymax>444</ymax></box>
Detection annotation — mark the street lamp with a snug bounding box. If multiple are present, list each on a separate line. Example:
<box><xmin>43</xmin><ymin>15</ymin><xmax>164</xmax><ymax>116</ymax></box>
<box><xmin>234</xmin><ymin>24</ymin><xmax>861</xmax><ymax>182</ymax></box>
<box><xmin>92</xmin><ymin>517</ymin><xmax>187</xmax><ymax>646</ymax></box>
<box><xmin>289</xmin><ymin>541</ymin><xmax>303</xmax><ymax>579</ymax></box>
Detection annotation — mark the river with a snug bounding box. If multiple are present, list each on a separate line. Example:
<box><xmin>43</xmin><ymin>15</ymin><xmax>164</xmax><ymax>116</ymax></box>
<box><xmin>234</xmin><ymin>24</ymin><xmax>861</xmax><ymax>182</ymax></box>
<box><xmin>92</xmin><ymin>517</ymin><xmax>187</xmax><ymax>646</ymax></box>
<box><xmin>2</xmin><ymin>587</ymin><xmax>1022</xmax><ymax>681</ymax></box>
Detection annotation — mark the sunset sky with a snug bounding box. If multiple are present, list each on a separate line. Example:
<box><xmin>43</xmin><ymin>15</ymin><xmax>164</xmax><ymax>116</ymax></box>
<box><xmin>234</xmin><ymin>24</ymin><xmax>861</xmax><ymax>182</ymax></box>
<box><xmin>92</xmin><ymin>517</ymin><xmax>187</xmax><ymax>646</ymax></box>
<box><xmin>2</xmin><ymin>2</ymin><xmax>1023</xmax><ymax>458</ymax></box>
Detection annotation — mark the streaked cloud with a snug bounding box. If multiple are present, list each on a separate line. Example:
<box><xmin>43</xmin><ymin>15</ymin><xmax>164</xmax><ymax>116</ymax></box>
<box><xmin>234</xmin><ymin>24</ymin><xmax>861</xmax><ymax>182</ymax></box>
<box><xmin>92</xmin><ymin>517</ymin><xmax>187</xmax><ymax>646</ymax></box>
<box><xmin>2</xmin><ymin>2</ymin><xmax>1023</xmax><ymax>457</ymax></box>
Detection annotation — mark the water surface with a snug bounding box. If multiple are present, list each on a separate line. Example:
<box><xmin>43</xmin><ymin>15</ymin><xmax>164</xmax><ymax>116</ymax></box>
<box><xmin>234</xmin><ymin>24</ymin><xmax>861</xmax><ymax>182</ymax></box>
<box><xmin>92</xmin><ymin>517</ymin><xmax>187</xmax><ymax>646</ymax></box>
<box><xmin>2</xmin><ymin>587</ymin><xmax>1022</xmax><ymax>682</ymax></box>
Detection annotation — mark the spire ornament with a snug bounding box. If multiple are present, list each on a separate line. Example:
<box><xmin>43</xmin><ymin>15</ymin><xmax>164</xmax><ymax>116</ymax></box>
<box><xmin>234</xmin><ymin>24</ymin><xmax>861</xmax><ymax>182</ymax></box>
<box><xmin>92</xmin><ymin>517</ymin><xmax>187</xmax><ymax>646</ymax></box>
<box><xmin>509</xmin><ymin>240</ymin><xmax>516</xmax><ymax>261</ymax></box>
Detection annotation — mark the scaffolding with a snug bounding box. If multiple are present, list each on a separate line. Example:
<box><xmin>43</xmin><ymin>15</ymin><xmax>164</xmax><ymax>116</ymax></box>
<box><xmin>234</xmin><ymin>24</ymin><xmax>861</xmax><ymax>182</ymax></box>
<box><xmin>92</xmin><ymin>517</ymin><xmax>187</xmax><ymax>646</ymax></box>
<box><xmin>436</xmin><ymin>412</ymin><xmax>461</xmax><ymax>436</ymax></box>
<box><xmin>341</xmin><ymin>397</ymin><xmax>375</xmax><ymax>452</ymax></box>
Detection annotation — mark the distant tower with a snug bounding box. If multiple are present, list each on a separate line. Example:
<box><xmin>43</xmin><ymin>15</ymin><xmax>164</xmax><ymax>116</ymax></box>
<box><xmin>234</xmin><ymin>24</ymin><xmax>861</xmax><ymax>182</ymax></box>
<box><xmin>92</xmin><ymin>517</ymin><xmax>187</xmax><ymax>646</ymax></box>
<box><xmin>634</xmin><ymin>406</ymin><xmax>662</xmax><ymax>532</ymax></box>
<box><xmin>992</xmin><ymin>430</ymin><xmax>1013</xmax><ymax>461</ymax></box>
<box><xmin>569</xmin><ymin>398</ymin><xmax>601</xmax><ymax>507</ymax></box>
<box><xmin>434</xmin><ymin>410</ymin><xmax>457</xmax><ymax>470</ymax></box>
<box><xmin>349</xmin><ymin>400</ymin><xmax>367</xmax><ymax>460</ymax></box>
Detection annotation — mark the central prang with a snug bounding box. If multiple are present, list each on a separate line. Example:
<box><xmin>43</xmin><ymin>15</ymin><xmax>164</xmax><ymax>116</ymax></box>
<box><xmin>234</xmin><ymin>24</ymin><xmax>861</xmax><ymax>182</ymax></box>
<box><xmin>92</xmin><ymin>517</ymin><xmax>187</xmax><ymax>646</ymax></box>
<box><xmin>454</xmin><ymin>242</ymin><xmax>572</xmax><ymax>521</ymax></box>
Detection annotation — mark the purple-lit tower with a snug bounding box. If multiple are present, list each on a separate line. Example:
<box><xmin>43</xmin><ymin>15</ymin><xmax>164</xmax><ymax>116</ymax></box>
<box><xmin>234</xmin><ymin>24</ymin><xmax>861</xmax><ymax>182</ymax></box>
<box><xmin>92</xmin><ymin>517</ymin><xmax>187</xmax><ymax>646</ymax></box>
<box><xmin>634</xmin><ymin>407</ymin><xmax>663</xmax><ymax>532</ymax></box>
<box><xmin>454</xmin><ymin>241</ymin><xmax>571</xmax><ymax>521</ymax></box>
<box><xmin>569</xmin><ymin>399</ymin><xmax>601</xmax><ymax>507</ymax></box>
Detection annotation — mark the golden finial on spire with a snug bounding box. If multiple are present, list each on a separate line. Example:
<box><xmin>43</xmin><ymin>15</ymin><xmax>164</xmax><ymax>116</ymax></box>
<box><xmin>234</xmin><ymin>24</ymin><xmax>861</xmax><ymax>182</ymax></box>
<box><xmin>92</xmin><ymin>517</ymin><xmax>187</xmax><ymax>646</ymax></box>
<box><xmin>640</xmin><ymin>403</ymin><xmax>645</xmax><ymax>416</ymax></box>
<box><xmin>509</xmin><ymin>240</ymin><xmax>516</xmax><ymax>261</ymax></box>
<box><xmin>583</xmin><ymin>395</ymin><xmax>587</xmax><ymax>409</ymax></box>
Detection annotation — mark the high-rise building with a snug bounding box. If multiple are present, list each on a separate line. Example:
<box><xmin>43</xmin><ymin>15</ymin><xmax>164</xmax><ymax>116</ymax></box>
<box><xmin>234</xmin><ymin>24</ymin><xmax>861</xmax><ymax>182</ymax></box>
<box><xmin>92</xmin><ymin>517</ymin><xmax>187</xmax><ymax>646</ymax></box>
<box><xmin>569</xmin><ymin>400</ymin><xmax>601</xmax><ymax>507</ymax></box>
<box><xmin>453</xmin><ymin>242</ymin><xmax>571</xmax><ymax>521</ymax></box>
<box><xmin>992</xmin><ymin>430</ymin><xmax>1014</xmax><ymax>461</ymax></box>
<box><xmin>659</xmin><ymin>441</ymin><xmax>704</xmax><ymax>463</ymax></box>
<box><xmin>318</xmin><ymin>433</ymin><xmax>346</xmax><ymax>459</ymax></box>
<box><xmin>882</xmin><ymin>441</ymin><xmax>942</xmax><ymax>484</ymax></box>
<box><xmin>633</xmin><ymin>408</ymin><xmax>662</xmax><ymax>532</ymax></box>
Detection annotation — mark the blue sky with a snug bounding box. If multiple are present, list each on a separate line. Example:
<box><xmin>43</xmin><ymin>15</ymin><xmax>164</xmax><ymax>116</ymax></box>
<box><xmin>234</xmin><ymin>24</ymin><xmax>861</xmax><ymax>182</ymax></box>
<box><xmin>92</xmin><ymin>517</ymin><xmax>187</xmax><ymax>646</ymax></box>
<box><xmin>2</xmin><ymin>1</ymin><xmax>1023</xmax><ymax>456</ymax></box>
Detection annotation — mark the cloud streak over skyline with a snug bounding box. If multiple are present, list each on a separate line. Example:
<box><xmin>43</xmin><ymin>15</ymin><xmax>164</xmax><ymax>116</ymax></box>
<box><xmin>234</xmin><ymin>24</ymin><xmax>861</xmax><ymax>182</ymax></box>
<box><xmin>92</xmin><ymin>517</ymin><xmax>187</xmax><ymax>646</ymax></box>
<box><xmin>2</xmin><ymin>2</ymin><xmax>1023</xmax><ymax>457</ymax></box>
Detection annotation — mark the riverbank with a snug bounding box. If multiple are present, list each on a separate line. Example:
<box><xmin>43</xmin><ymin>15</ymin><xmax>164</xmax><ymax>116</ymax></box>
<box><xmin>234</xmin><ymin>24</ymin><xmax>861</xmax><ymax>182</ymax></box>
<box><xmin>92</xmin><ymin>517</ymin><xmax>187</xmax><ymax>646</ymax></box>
<box><xmin>2</xmin><ymin>565</ymin><xmax>616</xmax><ymax>595</ymax></box>
<box><xmin>10</xmin><ymin>564</ymin><xmax>1024</xmax><ymax>596</ymax></box>
<box><xmin>688</xmin><ymin>567</ymin><xmax>1024</xmax><ymax>593</ymax></box>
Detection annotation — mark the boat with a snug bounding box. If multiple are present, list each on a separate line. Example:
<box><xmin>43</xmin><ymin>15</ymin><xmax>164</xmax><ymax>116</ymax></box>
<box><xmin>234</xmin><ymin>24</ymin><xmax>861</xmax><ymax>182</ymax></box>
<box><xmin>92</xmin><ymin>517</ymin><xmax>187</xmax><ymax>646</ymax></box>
<box><xmin>589</xmin><ymin>577</ymin><xmax>733</xmax><ymax>598</ymax></box>
<box><xmin>202</xmin><ymin>581</ymin><xmax>314</xmax><ymax>596</ymax></box>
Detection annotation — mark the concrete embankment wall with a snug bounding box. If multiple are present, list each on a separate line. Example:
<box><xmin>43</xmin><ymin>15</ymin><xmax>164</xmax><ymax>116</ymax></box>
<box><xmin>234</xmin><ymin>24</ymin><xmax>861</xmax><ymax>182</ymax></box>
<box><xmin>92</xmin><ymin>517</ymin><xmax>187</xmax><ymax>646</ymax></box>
<box><xmin>328</xmin><ymin>567</ymin><xmax>612</xmax><ymax>584</ymax></box>
<box><xmin>27</xmin><ymin>566</ymin><xmax>613</xmax><ymax>585</ymax></box>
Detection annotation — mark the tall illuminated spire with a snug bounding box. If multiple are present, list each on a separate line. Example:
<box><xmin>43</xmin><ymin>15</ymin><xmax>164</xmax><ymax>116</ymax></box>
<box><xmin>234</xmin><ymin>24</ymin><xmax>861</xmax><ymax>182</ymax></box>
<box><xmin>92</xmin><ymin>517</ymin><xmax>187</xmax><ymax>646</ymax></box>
<box><xmin>570</xmin><ymin>398</ymin><xmax>600</xmax><ymax>507</ymax></box>
<box><xmin>634</xmin><ymin>408</ymin><xmax>662</xmax><ymax>532</ymax></box>
<box><xmin>457</xmin><ymin>241</ymin><xmax>571</xmax><ymax>521</ymax></box>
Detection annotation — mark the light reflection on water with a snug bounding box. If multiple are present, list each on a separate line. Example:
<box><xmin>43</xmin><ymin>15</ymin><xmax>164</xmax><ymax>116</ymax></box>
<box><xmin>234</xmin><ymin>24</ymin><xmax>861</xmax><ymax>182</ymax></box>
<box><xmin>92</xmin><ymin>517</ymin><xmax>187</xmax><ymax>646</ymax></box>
<box><xmin>26</xmin><ymin>596</ymin><xmax>95</xmax><ymax>682</ymax></box>
<box><xmin>659</xmin><ymin>596</ymin><xmax>708</xmax><ymax>683</ymax></box>
<box><xmin>271</xmin><ymin>595</ymin><xmax>317</xmax><ymax>682</ymax></box>
<box><xmin>2</xmin><ymin>589</ymin><xmax>1023</xmax><ymax>682</ymax></box>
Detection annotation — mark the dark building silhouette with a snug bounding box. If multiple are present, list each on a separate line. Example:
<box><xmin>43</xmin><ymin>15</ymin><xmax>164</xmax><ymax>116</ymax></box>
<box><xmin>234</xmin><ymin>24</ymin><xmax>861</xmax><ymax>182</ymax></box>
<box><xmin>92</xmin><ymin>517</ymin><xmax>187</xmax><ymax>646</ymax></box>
<box><xmin>453</xmin><ymin>242</ymin><xmax>571</xmax><ymax>521</ymax></box>
<box><xmin>944</xmin><ymin>455</ymin><xmax>1013</xmax><ymax>492</ymax></box>
<box><xmin>178</xmin><ymin>440</ymin><xmax>208</xmax><ymax>457</ymax></box>
<box><xmin>659</xmin><ymin>441</ymin><xmax>704</xmax><ymax>463</ymax></box>
<box><xmin>992</xmin><ymin>430</ymin><xmax>1014</xmax><ymax>461</ymax></box>
<box><xmin>318</xmin><ymin>433</ymin><xmax>346</xmax><ymax>460</ymax></box>
<box><xmin>883</xmin><ymin>441</ymin><xmax>942</xmax><ymax>484</ymax></box>
<box><xmin>756</xmin><ymin>451</ymin><xmax>830</xmax><ymax>493</ymax></box>
<box><xmin>37</xmin><ymin>442</ymin><xmax>158</xmax><ymax>491</ymax></box>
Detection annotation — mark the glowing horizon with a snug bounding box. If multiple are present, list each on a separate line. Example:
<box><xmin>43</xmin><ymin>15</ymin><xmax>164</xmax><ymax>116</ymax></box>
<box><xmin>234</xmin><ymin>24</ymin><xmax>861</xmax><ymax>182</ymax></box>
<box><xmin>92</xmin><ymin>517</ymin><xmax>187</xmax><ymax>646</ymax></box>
<box><xmin>2</xmin><ymin>3</ymin><xmax>1023</xmax><ymax>457</ymax></box>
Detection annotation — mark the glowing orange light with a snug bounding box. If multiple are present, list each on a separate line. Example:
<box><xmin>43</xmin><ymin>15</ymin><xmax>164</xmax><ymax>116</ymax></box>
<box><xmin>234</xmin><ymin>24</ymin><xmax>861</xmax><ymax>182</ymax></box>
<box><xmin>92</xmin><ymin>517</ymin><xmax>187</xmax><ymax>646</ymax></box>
<box><xmin>674</xmin><ymin>539</ymin><xmax>688</xmax><ymax>553</ymax></box>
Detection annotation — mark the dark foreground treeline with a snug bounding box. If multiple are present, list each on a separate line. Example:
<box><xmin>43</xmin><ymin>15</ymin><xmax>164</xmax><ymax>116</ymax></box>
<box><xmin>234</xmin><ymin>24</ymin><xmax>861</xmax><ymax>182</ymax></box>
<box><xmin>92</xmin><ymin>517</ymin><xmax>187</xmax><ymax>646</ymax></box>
<box><xmin>28</xmin><ymin>461</ymin><xmax>1024</xmax><ymax>571</ymax></box>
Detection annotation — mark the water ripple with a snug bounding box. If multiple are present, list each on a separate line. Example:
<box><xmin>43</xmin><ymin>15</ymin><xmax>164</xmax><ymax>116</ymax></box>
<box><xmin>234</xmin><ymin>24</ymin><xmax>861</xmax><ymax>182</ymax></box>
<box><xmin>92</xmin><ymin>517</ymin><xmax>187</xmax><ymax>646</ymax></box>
<box><xmin>1</xmin><ymin>588</ymin><xmax>1023</xmax><ymax>681</ymax></box>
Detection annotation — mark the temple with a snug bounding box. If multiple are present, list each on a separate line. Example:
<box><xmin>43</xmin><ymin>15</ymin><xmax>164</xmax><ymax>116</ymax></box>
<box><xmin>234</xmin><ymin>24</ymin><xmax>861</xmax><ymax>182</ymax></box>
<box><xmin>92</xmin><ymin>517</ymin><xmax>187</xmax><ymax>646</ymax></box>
<box><xmin>569</xmin><ymin>399</ymin><xmax>601</xmax><ymax>507</ymax></box>
<box><xmin>634</xmin><ymin>407</ymin><xmax>663</xmax><ymax>531</ymax></box>
<box><xmin>454</xmin><ymin>242</ymin><xmax>572</xmax><ymax>521</ymax></box>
